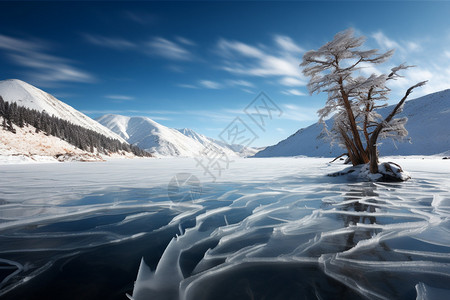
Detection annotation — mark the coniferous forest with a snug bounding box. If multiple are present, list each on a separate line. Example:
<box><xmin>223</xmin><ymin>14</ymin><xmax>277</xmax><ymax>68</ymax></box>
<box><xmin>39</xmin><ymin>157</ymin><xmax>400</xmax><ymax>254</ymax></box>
<box><xmin>0</xmin><ymin>96</ymin><xmax>151</xmax><ymax>157</ymax></box>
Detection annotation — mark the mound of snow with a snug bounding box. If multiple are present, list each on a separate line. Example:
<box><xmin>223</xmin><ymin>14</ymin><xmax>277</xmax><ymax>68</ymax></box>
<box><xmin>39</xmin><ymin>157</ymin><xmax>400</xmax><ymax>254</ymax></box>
<box><xmin>256</xmin><ymin>89</ymin><xmax>450</xmax><ymax>157</ymax></box>
<box><xmin>328</xmin><ymin>161</ymin><xmax>411</xmax><ymax>182</ymax></box>
<box><xmin>0</xmin><ymin>79</ymin><xmax>126</xmax><ymax>143</ymax></box>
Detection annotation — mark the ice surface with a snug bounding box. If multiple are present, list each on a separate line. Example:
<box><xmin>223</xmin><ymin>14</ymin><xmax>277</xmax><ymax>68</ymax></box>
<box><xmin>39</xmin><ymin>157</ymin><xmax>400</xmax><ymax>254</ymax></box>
<box><xmin>0</xmin><ymin>157</ymin><xmax>449</xmax><ymax>299</ymax></box>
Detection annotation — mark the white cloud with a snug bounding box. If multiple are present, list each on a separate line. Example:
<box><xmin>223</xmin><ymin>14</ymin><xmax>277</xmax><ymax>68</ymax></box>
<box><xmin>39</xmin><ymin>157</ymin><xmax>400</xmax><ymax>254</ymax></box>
<box><xmin>123</xmin><ymin>11</ymin><xmax>157</xmax><ymax>25</ymax></box>
<box><xmin>104</xmin><ymin>95</ymin><xmax>135</xmax><ymax>101</ymax></box>
<box><xmin>147</xmin><ymin>37</ymin><xmax>193</xmax><ymax>60</ymax></box>
<box><xmin>199</xmin><ymin>80</ymin><xmax>223</xmax><ymax>89</ymax></box>
<box><xmin>0</xmin><ymin>34</ymin><xmax>45</xmax><ymax>52</ymax></box>
<box><xmin>406</xmin><ymin>41</ymin><xmax>421</xmax><ymax>52</ymax></box>
<box><xmin>218</xmin><ymin>39</ymin><xmax>265</xmax><ymax>58</ymax></box>
<box><xmin>84</xmin><ymin>34</ymin><xmax>196</xmax><ymax>62</ymax></box>
<box><xmin>281</xmin><ymin>89</ymin><xmax>306</xmax><ymax>96</ymax></box>
<box><xmin>178</xmin><ymin>79</ymin><xmax>254</xmax><ymax>91</ymax></box>
<box><xmin>177</xmin><ymin>83</ymin><xmax>198</xmax><ymax>89</ymax></box>
<box><xmin>357</xmin><ymin>61</ymin><xmax>383</xmax><ymax>77</ymax></box>
<box><xmin>83</xmin><ymin>34</ymin><xmax>136</xmax><ymax>50</ymax></box>
<box><xmin>360</xmin><ymin>30</ymin><xmax>450</xmax><ymax>98</ymax></box>
<box><xmin>274</xmin><ymin>35</ymin><xmax>303</xmax><ymax>53</ymax></box>
<box><xmin>241</xmin><ymin>88</ymin><xmax>254</xmax><ymax>94</ymax></box>
<box><xmin>281</xmin><ymin>103</ymin><xmax>319</xmax><ymax>122</ymax></box>
<box><xmin>217</xmin><ymin>35</ymin><xmax>303</xmax><ymax>78</ymax></box>
<box><xmin>175</xmin><ymin>36</ymin><xmax>196</xmax><ymax>46</ymax></box>
<box><xmin>392</xmin><ymin>65</ymin><xmax>450</xmax><ymax>97</ymax></box>
<box><xmin>276</xmin><ymin>127</ymin><xmax>286</xmax><ymax>134</ymax></box>
<box><xmin>371</xmin><ymin>31</ymin><xmax>423</xmax><ymax>55</ymax></box>
<box><xmin>227</xmin><ymin>79</ymin><xmax>254</xmax><ymax>88</ymax></box>
<box><xmin>372</xmin><ymin>31</ymin><xmax>401</xmax><ymax>50</ymax></box>
<box><xmin>279</xmin><ymin>76</ymin><xmax>305</xmax><ymax>87</ymax></box>
<box><xmin>0</xmin><ymin>34</ymin><xmax>94</xmax><ymax>86</ymax></box>
<box><xmin>82</xmin><ymin>109</ymin><xmax>177</xmax><ymax>121</ymax></box>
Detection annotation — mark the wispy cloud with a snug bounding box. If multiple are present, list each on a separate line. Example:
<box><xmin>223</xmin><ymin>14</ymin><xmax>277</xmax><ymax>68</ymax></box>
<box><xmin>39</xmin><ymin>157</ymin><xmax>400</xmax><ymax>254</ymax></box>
<box><xmin>276</xmin><ymin>127</ymin><xmax>286</xmax><ymax>134</ymax></box>
<box><xmin>279</xmin><ymin>76</ymin><xmax>305</xmax><ymax>87</ymax></box>
<box><xmin>177</xmin><ymin>83</ymin><xmax>198</xmax><ymax>89</ymax></box>
<box><xmin>83</xmin><ymin>109</ymin><xmax>176</xmax><ymax>121</ymax></box>
<box><xmin>175</xmin><ymin>36</ymin><xmax>196</xmax><ymax>46</ymax></box>
<box><xmin>178</xmin><ymin>78</ymin><xmax>255</xmax><ymax>91</ymax></box>
<box><xmin>372</xmin><ymin>31</ymin><xmax>401</xmax><ymax>51</ymax></box>
<box><xmin>274</xmin><ymin>35</ymin><xmax>303</xmax><ymax>53</ymax></box>
<box><xmin>199</xmin><ymin>80</ymin><xmax>223</xmax><ymax>89</ymax></box>
<box><xmin>83</xmin><ymin>33</ymin><xmax>196</xmax><ymax>62</ymax></box>
<box><xmin>226</xmin><ymin>79</ymin><xmax>254</xmax><ymax>88</ymax></box>
<box><xmin>104</xmin><ymin>94</ymin><xmax>135</xmax><ymax>101</ymax></box>
<box><xmin>146</xmin><ymin>37</ymin><xmax>193</xmax><ymax>60</ymax></box>
<box><xmin>0</xmin><ymin>33</ymin><xmax>95</xmax><ymax>86</ymax></box>
<box><xmin>371</xmin><ymin>31</ymin><xmax>424</xmax><ymax>56</ymax></box>
<box><xmin>123</xmin><ymin>11</ymin><xmax>158</xmax><ymax>25</ymax></box>
<box><xmin>83</xmin><ymin>34</ymin><xmax>136</xmax><ymax>50</ymax></box>
<box><xmin>368</xmin><ymin>30</ymin><xmax>450</xmax><ymax>97</ymax></box>
<box><xmin>225</xmin><ymin>103</ymin><xmax>318</xmax><ymax>122</ymax></box>
<box><xmin>217</xmin><ymin>35</ymin><xmax>304</xmax><ymax>79</ymax></box>
<box><xmin>0</xmin><ymin>34</ymin><xmax>45</xmax><ymax>52</ymax></box>
<box><xmin>281</xmin><ymin>104</ymin><xmax>319</xmax><ymax>122</ymax></box>
<box><xmin>281</xmin><ymin>89</ymin><xmax>305</xmax><ymax>96</ymax></box>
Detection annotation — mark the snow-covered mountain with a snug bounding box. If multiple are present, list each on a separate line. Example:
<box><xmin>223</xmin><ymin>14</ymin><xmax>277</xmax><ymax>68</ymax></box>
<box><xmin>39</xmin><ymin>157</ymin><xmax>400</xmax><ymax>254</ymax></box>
<box><xmin>256</xmin><ymin>89</ymin><xmax>450</xmax><ymax>157</ymax></box>
<box><xmin>97</xmin><ymin>114</ymin><xmax>247</xmax><ymax>157</ymax></box>
<box><xmin>177</xmin><ymin>128</ymin><xmax>259</xmax><ymax>157</ymax></box>
<box><xmin>0</xmin><ymin>79</ymin><xmax>126</xmax><ymax>143</ymax></box>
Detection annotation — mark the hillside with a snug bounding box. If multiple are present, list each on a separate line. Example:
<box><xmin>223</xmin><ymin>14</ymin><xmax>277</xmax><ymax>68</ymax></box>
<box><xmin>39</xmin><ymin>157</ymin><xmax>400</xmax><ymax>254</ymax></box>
<box><xmin>0</xmin><ymin>80</ymin><xmax>149</xmax><ymax>162</ymax></box>
<box><xmin>256</xmin><ymin>89</ymin><xmax>450</xmax><ymax>157</ymax></box>
<box><xmin>0</xmin><ymin>79</ymin><xmax>126</xmax><ymax>143</ymax></box>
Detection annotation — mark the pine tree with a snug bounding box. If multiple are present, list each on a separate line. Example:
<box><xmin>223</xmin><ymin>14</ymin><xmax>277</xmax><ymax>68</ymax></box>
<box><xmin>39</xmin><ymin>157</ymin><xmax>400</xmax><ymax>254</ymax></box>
<box><xmin>0</xmin><ymin>95</ymin><xmax>151</xmax><ymax>157</ymax></box>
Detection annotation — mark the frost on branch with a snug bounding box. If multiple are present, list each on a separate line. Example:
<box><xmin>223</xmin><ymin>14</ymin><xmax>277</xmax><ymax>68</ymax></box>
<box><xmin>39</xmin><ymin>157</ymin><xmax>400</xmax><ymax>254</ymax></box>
<box><xmin>300</xmin><ymin>28</ymin><xmax>426</xmax><ymax>180</ymax></box>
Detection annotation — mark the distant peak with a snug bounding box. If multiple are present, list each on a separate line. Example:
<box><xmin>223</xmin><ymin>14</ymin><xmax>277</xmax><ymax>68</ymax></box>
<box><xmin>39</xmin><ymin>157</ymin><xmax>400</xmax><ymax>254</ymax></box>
<box><xmin>178</xmin><ymin>128</ymin><xmax>192</xmax><ymax>132</ymax></box>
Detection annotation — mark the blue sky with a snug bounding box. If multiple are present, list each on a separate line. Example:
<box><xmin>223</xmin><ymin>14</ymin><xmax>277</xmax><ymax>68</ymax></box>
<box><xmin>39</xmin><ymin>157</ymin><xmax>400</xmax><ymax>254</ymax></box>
<box><xmin>1</xmin><ymin>1</ymin><xmax>450</xmax><ymax>146</ymax></box>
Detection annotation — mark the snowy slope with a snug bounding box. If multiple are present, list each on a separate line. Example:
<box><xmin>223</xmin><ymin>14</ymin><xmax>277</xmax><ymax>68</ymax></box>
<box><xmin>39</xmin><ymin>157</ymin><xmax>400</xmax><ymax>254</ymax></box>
<box><xmin>0</xmin><ymin>124</ymin><xmax>105</xmax><ymax>163</ymax></box>
<box><xmin>177</xmin><ymin>128</ymin><xmax>258</xmax><ymax>157</ymax></box>
<box><xmin>0</xmin><ymin>79</ymin><xmax>126</xmax><ymax>143</ymax></box>
<box><xmin>256</xmin><ymin>89</ymin><xmax>450</xmax><ymax>157</ymax></box>
<box><xmin>97</xmin><ymin>115</ymin><xmax>239</xmax><ymax>157</ymax></box>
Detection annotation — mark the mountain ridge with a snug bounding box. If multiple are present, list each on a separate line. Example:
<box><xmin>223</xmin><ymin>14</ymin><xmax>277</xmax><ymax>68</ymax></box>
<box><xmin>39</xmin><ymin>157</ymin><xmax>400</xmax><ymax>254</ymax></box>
<box><xmin>256</xmin><ymin>89</ymin><xmax>450</xmax><ymax>157</ymax></box>
<box><xmin>0</xmin><ymin>79</ymin><xmax>126</xmax><ymax>143</ymax></box>
<box><xmin>97</xmin><ymin>114</ymin><xmax>256</xmax><ymax>157</ymax></box>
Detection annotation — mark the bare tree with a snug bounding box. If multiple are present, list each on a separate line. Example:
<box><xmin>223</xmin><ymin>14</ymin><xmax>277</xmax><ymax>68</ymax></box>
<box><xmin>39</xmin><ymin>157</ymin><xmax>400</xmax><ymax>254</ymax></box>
<box><xmin>301</xmin><ymin>29</ymin><xmax>426</xmax><ymax>174</ymax></box>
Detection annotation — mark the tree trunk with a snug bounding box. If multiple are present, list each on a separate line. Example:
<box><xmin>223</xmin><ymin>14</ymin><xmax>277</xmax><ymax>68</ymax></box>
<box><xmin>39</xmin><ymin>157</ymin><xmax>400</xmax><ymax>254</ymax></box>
<box><xmin>338</xmin><ymin>79</ymin><xmax>369</xmax><ymax>164</ymax></box>
<box><xmin>339</xmin><ymin>127</ymin><xmax>364</xmax><ymax>165</ymax></box>
<box><xmin>367</xmin><ymin>81</ymin><xmax>426</xmax><ymax>173</ymax></box>
<box><xmin>368</xmin><ymin>136</ymin><xmax>378</xmax><ymax>173</ymax></box>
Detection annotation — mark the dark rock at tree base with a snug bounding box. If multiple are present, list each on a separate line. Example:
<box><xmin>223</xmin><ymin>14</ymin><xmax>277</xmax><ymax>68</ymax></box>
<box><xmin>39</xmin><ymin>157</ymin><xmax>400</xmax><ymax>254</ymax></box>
<box><xmin>328</xmin><ymin>162</ymin><xmax>411</xmax><ymax>182</ymax></box>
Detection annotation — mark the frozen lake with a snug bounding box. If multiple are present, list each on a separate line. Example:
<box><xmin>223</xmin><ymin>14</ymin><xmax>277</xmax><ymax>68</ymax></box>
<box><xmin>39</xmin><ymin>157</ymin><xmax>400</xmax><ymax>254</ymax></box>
<box><xmin>0</xmin><ymin>157</ymin><xmax>449</xmax><ymax>299</ymax></box>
